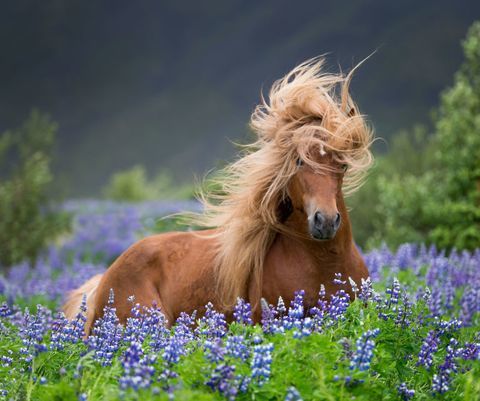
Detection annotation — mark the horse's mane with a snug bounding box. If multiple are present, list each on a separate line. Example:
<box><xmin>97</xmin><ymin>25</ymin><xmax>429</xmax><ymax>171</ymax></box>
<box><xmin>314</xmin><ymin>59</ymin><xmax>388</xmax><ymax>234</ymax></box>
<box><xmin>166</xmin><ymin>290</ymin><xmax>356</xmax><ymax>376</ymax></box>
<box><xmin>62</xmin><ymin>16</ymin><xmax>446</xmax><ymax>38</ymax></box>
<box><xmin>190</xmin><ymin>57</ymin><xmax>374</xmax><ymax>309</ymax></box>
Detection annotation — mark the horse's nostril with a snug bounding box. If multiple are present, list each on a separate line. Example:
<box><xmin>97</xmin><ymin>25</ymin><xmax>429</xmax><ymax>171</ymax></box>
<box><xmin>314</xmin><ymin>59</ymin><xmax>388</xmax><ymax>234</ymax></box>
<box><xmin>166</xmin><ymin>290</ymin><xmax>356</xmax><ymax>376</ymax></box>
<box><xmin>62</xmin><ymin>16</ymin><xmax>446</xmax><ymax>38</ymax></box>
<box><xmin>334</xmin><ymin>213</ymin><xmax>341</xmax><ymax>228</ymax></box>
<box><xmin>314</xmin><ymin>211</ymin><xmax>324</xmax><ymax>225</ymax></box>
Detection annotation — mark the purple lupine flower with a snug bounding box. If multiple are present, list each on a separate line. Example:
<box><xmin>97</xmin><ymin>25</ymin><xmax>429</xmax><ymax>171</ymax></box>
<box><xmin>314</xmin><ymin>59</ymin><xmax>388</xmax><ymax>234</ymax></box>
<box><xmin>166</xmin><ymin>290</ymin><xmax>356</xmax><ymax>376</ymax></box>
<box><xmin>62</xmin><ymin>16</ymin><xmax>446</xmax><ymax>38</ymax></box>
<box><xmin>283</xmin><ymin>290</ymin><xmax>305</xmax><ymax>332</ymax></box>
<box><xmin>432</xmin><ymin>338</ymin><xmax>460</xmax><ymax>394</ymax></box>
<box><xmin>0</xmin><ymin>351</ymin><xmax>13</xmax><ymax>367</ymax></box>
<box><xmin>417</xmin><ymin>330</ymin><xmax>440</xmax><ymax>369</ymax></box>
<box><xmin>277</xmin><ymin>297</ymin><xmax>287</xmax><ymax>315</ymax></box>
<box><xmin>397</xmin><ymin>382</ymin><xmax>415</xmax><ymax>400</ymax></box>
<box><xmin>0</xmin><ymin>303</ymin><xmax>11</xmax><ymax>318</ymax></box>
<box><xmin>119</xmin><ymin>341</ymin><xmax>156</xmax><ymax>390</ymax></box>
<box><xmin>225</xmin><ymin>335</ymin><xmax>250</xmax><ymax>362</ymax></box>
<box><xmin>233</xmin><ymin>298</ymin><xmax>253</xmax><ymax>325</ymax></box>
<box><xmin>326</xmin><ymin>290</ymin><xmax>350</xmax><ymax>323</ymax></box>
<box><xmin>87</xmin><ymin>301</ymin><xmax>123</xmax><ymax>366</ymax></box>
<box><xmin>206</xmin><ymin>364</ymin><xmax>244</xmax><ymax>401</ymax></box>
<box><xmin>460</xmin><ymin>342</ymin><xmax>480</xmax><ymax>360</ymax></box>
<box><xmin>358</xmin><ymin>277</ymin><xmax>374</xmax><ymax>303</ymax></box>
<box><xmin>350</xmin><ymin>328</ymin><xmax>380</xmax><ymax>371</ymax></box>
<box><xmin>162</xmin><ymin>333</ymin><xmax>186</xmax><ymax>365</ymax></box>
<box><xmin>260</xmin><ymin>299</ymin><xmax>279</xmax><ymax>334</ymax></box>
<box><xmin>333</xmin><ymin>272</ymin><xmax>346</xmax><ymax>285</ymax></box>
<box><xmin>385</xmin><ymin>278</ymin><xmax>401</xmax><ymax>309</ymax></box>
<box><xmin>459</xmin><ymin>286</ymin><xmax>480</xmax><ymax>325</ymax></box>
<box><xmin>395</xmin><ymin>291</ymin><xmax>413</xmax><ymax>327</ymax></box>
<box><xmin>196</xmin><ymin>302</ymin><xmax>227</xmax><ymax>339</ymax></box>
<box><xmin>204</xmin><ymin>338</ymin><xmax>225</xmax><ymax>363</ymax></box>
<box><xmin>251</xmin><ymin>343</ymin><xmax>274</xmax><ymax>385</ymax></box>
<box><xmin>50</xmin><ymin>312</ymin><xmax>70</xmax><ymax>350</ymax></box>
<box><xmin>285</xmin><ymin>386</ymin><xmax>303</xmax><ymax>401</ymax></box>
<box><xmin>19</xmin><ymin>305</ymin><xmax>51</xmax><ymax>364</ymax></box>
<box><xmin>309</xmin><ymin>285</ymin><xmax>328</xmax><ymax>331</ymax></box>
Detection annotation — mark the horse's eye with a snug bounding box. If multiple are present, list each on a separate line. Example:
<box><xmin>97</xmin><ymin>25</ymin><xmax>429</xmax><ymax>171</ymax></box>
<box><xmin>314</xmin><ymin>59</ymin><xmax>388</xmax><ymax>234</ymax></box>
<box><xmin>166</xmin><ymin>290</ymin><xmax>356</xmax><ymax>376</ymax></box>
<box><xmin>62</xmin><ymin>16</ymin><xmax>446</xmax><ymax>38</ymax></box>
<box><xmin>296</xmin><ymin>158</ymin><xmax>304</xmax><ymax>167</ymax></box>
<box><xmin>341</xmin><ymin>164</ymin><xmax>348</xmax><ymax>173</ymax></box>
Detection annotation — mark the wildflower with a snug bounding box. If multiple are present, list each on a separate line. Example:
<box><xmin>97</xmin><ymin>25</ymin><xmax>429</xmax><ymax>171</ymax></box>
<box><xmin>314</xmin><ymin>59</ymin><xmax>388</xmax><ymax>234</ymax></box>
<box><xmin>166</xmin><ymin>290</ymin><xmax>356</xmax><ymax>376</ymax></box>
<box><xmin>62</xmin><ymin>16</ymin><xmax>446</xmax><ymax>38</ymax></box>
<box><xmin>432</xmin><ymin>338</ymin><xmax>460</xmax><ymax>394</ymax></box>
<box><xmin>358</xmin><ymin>277</ymin><xmax>373</xmax><ymax>303</ymax></box>
<box><xmin>327</xmin><ymin>290</ymin><xmax>350</xmax><ymax>323</ymax></box>
<box><xmin>350</xmin><ymin>328</ymin><xmax>380</xmax><ymax>371</ymax></box>
<box><xmin>206</xmin><ymin>364</ymin><xmax>246</xmax><ymax>401</ymax></box>
<box><xmin>119</xmin><ymin>341</ymin><xmax>156</xmax><ymax>390</ymax></box>
<box><xmin>233</xmin><ymin>298</ymin><xmax>253</xmax><ymax>325</ymax></box>
<box><xmin>277</xmin><ymin>297</ymin><xmax>287</xmax><ymax>315</ymax></box>
<box><xmin>196</xmin><ymin>302</ymin><xmax>227</xmax><ymax>339</ymax></box>
<box><xmin>285</xmin><ymin>386</ymin><xmax>303</xmax><ymax>401</ymax></box>
<box><xmin>225</xmin><ymin>335</ymin><xmax>250</xmax><ymax>362</ymax></box>
<box><xmin>251</xmin><ymin>343</ymin><xmax>274</xmax><ymax>385</ymax></box>
<box><xmin>87</xmin><ymin>300</ymin><xmax>123</xmax><ymax>366</ymax></box>
<box><xmin>397</xmin><ymin>382</ymin><xmax>415</xmax><ymax>400</ymax></box>
<box><xmin>204</xmin><ymin>338</ymin><xmax>225</xmax><ymax>363</ymax></box>
<box><xmin>417</xmin><ymin>330</ymin><xmax>439</xmax><ymax>369</ymax></box>
<box><xmin>333</xmin><ymin>272</ymin><xmax>346</xmax><ymax>285</ymax></box>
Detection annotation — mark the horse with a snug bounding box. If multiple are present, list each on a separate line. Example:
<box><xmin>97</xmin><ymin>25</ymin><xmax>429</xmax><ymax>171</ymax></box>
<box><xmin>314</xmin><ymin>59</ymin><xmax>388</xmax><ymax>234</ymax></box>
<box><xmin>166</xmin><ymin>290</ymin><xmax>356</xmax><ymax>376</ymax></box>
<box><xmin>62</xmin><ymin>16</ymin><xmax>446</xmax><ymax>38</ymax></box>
<box><xmin>64</xmin><ymin>58</ymin><xmax>374</xmax><ymax>334</ymax></box>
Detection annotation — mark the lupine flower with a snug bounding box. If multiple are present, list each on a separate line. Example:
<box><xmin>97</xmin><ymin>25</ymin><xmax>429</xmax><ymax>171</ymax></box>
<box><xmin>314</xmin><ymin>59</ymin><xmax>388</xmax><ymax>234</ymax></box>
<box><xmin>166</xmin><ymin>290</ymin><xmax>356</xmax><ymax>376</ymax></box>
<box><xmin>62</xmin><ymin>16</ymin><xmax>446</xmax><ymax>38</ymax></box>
<box><xmin>326</xmin><ymin>290</ymin><xmax>350</xmax><ymax>323</ymax></box>
<box><xmin>119</xmin><ymin>341</ymin><xmax>156</xmax><ymax>390</ymax></box>
<box><xmin>350</xmin><ymin>328</ymin><xmax>380</xmax><ymax>371</ymax></box>
<box><xmin>225</xmin><ymin>335</ymin><xmax>250</xmax><ymax>362</ymax></box>
<box><xmin>285</xmin><ymin>386</ymin><xmax>303</xmax><ymax>401</ymax></box>
<box><xmin>417</xmin><ymin>330</ymin><xmax>440</xmax><ymax>369</ymax></box>
<box><xmin>204</xmin><ymin>338</ymin><xmax>225</xmax><ymax>363</ymax></box>
<box><xmin>87</xmin><ymin>298</ymin><xmax>123</xmax><ymax>366</ymax></box>
<box><xmin>197</xmin><ymin>303</ymin><xmax>227</xmax><ymax>339</ymax></box>
<box><xmin>358</xmin><ymin>277</ymin><xmax>374</xmax><ymax>303</ymax></box>
<box><xmin>309</xmin><ymin>285</ymin><xmax>328</xmax><ymax>331</ymax></box>
<box><xmin>233</xmin><ymin>298</ymin><xmax>253</xmax><ymax>325</ymax></box>
<box><xmin>432</xmin><ymin>338</ymin><xmax>460</xmax><ymax>394</ymax></box>
<box><xmin>19</xmin><ymin>305</ymin><xmax>51</xmax><ymax>364</ymax></box>
<box><xmin>206</xmin><ymin>364</ymin><xmax>249</xmax><ymax>401</ymax></box>
<box><xmin>333</xmin><ymin>272</ymin><xmax>346</xmax><ymax>285</ymax></box>
<box><xmin>277</xmin><ymin>297</ymin><xmax>287</xmax><ymax>315</ymax></box>
<box><xmin>251</xmin><ymin>343</ymin><xmax>274</xmax><ymax>385</ymax></box>
<box><xmin>395</xmin><ymin>291</ymin><xmax>413</xmax><ymax>327</ymax></box>
<box><xmin>260</xmin><ymin>299</ymin><xmax>279</xmax><ymax>334</ymax></box>
<box><xmin>397</xmin><ymin>382</ymin><xmax>415</xmax><ymax>400</ymax></box>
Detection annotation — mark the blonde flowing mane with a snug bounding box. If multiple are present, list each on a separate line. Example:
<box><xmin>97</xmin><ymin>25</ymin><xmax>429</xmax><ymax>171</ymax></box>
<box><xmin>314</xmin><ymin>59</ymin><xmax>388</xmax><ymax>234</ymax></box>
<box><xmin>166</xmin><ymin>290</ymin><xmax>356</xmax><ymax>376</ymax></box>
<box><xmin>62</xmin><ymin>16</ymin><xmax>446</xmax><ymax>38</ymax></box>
<box><xmin>191</xmin><ymin>57</ymin><xmax>374</xmax><ymax>309</ymax></box>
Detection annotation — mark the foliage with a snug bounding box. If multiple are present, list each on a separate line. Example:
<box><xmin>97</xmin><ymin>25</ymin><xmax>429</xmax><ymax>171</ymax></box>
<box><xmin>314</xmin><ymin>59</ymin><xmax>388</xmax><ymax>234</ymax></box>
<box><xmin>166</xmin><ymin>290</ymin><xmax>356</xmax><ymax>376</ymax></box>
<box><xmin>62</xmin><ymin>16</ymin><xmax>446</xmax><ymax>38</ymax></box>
<box><xmin>103</xmin><ymin>165</ymin><xmax>195</xmax><ymax>202</ymax></box>
<box><xmin>427</xmin><ymin>21</ymin><xmax>480</xmax><ymax>250</ymax></box>
<box><xmin>1</xmin><ymin>200</ymin><xmax>480</xmax><ymax>401</ymax></box>
<box><xmin>349</xmin><ymin>126</ymin><xmax>436</xmax><ymax>249</ymax></box>
<box><xmin>0</xmin><ymin>111</ymin><xmax>70</xmax><ymax>268</ymax></box>
<box><xmin>350</xmin><ymin>21</ymin><xmax>480</xmax><ymax>251</ymax></box>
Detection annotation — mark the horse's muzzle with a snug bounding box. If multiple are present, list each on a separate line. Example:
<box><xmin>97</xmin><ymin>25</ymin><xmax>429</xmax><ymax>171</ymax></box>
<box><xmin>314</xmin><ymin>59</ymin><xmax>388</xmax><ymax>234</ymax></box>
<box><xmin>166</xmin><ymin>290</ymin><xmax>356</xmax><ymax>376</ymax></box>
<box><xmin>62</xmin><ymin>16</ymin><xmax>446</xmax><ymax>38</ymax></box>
<box><xmin>309</xmin><ymin>211</ymin><xmax>341</xmax><ymax>240</ymax></box>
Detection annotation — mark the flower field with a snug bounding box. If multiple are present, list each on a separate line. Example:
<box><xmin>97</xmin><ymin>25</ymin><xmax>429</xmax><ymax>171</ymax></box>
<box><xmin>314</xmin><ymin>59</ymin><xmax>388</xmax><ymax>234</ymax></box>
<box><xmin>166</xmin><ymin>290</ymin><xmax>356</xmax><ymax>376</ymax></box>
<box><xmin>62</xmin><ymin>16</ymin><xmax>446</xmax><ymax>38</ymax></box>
<box><xmin>0</xmin><ymin>201</ymin><xmax>479</xmax><ymax>401</ymax></box>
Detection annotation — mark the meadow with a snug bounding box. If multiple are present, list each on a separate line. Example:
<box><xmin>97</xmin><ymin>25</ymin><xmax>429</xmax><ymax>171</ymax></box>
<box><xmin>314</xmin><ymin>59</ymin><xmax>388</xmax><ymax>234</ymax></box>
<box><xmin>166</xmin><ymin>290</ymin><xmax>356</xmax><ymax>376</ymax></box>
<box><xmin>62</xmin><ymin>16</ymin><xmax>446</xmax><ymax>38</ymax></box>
<box><xmin>0</xmin><ymin>200</ymin><xmax>479</xmax><ymax>401</ymax></box>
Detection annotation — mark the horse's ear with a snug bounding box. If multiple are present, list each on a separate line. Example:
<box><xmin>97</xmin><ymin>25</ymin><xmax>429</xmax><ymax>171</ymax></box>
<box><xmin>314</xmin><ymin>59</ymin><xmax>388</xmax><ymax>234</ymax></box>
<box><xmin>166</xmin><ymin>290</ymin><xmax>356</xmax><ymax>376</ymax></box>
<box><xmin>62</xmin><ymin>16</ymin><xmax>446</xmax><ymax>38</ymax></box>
<box><xmin>277</xmin><ymin>195</ymin><xmax>293</xmax><ymax>223</ymax></box>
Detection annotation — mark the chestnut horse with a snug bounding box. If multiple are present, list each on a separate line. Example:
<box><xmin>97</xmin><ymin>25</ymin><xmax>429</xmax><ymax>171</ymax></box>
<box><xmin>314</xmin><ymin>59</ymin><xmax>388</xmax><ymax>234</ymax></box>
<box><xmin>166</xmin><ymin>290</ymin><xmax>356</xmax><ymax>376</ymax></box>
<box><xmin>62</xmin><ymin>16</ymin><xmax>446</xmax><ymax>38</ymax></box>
<box><xmin>64</xmin><ymin>58</ymin><xmax>373</xmax><ymax>333</ymax></box>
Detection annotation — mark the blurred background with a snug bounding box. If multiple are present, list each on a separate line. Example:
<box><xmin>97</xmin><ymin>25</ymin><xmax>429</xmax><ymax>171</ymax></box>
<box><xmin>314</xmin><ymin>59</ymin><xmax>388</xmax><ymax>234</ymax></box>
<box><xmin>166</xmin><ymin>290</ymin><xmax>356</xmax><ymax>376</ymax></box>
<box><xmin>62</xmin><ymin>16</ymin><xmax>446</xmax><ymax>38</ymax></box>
<box><xmin>1</xmin><ymin>1</ymin><xmax>480</xmax><ymax>268</ymax></box>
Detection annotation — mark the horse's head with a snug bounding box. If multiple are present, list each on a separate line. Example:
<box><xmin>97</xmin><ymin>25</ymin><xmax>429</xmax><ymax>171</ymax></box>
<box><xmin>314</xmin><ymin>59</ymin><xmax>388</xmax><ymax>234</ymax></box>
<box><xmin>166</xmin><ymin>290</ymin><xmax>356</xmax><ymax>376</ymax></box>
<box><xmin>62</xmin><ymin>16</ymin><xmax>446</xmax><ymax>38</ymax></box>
<box><xmin>286</xmin><ymin>150</ymin><xmax>347</xmax><ymax>240</ymax></box>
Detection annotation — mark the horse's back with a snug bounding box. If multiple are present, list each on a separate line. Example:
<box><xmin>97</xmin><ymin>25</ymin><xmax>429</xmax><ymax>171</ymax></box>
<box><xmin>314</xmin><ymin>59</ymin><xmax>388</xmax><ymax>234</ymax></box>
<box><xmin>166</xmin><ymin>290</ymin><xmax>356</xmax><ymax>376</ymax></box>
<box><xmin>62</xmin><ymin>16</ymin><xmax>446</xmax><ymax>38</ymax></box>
<box><xmin>93</xmin><ymin>229</ymin><xmax>219</xmax><ymax>325</ymax></box>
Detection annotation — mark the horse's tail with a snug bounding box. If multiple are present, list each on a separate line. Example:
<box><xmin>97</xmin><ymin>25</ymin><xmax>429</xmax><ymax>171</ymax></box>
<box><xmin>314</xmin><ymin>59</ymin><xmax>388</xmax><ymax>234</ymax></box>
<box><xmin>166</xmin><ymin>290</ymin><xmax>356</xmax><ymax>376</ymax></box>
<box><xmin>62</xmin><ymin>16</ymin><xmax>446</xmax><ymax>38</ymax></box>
<box><xmin>63</xmin><ymin>274</ymin><xmax>103</xmax><ymax>335</ymax></box>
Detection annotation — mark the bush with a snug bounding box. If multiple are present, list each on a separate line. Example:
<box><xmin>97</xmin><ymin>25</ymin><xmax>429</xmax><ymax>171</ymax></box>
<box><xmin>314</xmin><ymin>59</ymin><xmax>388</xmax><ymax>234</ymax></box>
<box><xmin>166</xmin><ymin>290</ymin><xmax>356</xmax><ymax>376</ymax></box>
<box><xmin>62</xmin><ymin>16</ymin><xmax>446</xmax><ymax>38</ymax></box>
<box><xmin>103</xmin><ymin>165</ymin><xmax>195</xmax><ymax>202</ymax></box>
<box><xmin>350</xmin><ymin>21</ymin><xmax>480</xmax><ymax>251</ymax></box>
<box><xmin>0</xmin><ymin>110</ymin><xmax>70</xmax><ymax>267</ymax></box>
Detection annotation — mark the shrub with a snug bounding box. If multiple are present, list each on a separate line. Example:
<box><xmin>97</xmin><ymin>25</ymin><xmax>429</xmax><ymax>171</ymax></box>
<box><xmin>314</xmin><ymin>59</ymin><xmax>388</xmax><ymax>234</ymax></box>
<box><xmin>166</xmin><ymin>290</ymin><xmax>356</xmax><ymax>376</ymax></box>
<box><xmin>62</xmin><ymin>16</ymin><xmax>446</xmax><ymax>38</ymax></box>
<box><xmin>350</xmin><ymin>21</ymin><xmax>480</xmax><ymax>251</ymax></box>
<box><xmin>0</xmin><ymin>110</ymin><xmax>70</xmax><ymax>267</ymax></box>
<box><xmin>103</xmin><ymin>165</ymin><xmax>195</xmax><ymax>202</ymax></box>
